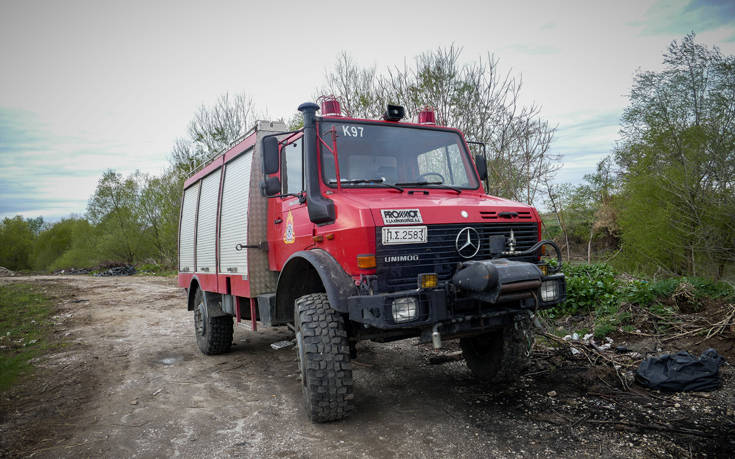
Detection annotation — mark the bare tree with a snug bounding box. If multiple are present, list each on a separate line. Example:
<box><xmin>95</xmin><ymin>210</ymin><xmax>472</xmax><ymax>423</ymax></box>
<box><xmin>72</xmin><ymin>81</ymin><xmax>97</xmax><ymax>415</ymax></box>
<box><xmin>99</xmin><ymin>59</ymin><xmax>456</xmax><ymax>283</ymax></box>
<box><xmin>544</xmin><ymin>180</ymin><xmax>571</xmax><ymax>262</ymax></box>
<box><xmin>170</xmin><ymin>92</ymin><xmax>255</xmax><ymax>174</ymax></box>
<box><xmin>321</xmin><ymin>53</ymin><xmax>382</xmax><ymax>119</ymax></box>
<box><xmin>321</xmin><ymin>46</ymin><xmax>560</xmax><ymax>205</ymax></box>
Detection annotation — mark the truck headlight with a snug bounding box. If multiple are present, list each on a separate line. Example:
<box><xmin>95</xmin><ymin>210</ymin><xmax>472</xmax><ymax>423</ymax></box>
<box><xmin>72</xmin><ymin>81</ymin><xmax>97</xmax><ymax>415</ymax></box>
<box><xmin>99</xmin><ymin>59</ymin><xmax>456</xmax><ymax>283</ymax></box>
<box><xmin>540</xmin><ymin>280</ymin><xmax>560</xmax><ymax>302</ymax></box>
<box><xmin>391</xmin><ymin>297</ymin><xmax>417</xmax><ymax>323</ymax></box>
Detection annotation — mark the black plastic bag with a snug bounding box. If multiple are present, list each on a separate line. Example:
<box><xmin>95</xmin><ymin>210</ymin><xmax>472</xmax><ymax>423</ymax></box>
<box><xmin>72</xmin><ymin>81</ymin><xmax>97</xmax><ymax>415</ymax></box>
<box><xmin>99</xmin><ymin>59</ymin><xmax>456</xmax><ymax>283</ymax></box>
<box><xmin>635</xmin><ymin>348</ymin><xmax>725</xmax><ymax>392</ymax></box>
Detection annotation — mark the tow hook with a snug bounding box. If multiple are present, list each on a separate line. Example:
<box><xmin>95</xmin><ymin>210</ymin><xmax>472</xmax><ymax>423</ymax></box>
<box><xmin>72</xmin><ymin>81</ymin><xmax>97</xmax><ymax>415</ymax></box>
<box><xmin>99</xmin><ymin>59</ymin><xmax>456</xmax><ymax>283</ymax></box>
<box><xmin>431</xmin><ymin>323</ymin><xmax>442</xmax><ymax>349</ymax></box>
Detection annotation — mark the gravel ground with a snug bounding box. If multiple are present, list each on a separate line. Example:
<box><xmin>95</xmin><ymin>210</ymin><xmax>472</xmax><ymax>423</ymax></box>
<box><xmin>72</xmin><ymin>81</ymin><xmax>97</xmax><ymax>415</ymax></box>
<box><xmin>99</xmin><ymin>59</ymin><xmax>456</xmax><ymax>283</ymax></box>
<box><xmin>0</xmin><ymin>275</ymin><xmax>733</xmax><ymax>458</ymax></box>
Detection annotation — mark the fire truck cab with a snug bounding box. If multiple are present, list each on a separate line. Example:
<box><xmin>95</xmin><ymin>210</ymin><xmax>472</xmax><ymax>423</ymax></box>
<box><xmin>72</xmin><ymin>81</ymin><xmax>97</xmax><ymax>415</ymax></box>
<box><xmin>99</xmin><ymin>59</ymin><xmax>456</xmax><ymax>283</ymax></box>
<box><xmin>178</xmin><ymin>100</ymin><xmax>566</xmax><ymax>422</ymax></box>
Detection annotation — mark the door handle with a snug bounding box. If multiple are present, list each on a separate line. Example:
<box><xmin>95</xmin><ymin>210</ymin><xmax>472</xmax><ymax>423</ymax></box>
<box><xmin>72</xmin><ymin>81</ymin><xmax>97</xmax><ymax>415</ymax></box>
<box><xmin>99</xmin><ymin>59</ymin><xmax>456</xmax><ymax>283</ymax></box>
<box><xmin>274</xmin><ymin>218</ymin><xmax>283</xmax><ymax>224</ymax></box>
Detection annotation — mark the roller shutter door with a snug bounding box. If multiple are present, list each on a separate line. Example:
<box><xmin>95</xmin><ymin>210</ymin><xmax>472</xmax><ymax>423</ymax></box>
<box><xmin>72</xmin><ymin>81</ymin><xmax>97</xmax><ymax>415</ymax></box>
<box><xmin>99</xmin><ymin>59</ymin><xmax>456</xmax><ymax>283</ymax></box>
<box><xmin>219</xmin><ymin>149</ymin><xmax>252</xmax><ymax>277</ymax></box>
<box><xmin>196</xmin><ymin>169</ymin><xmax>222</xmax><ymax>273</ymax></box>
<box><xmin>178</xmin><ymin>182</ymin><xmax>200</xmax><ymax>272</ymax></box>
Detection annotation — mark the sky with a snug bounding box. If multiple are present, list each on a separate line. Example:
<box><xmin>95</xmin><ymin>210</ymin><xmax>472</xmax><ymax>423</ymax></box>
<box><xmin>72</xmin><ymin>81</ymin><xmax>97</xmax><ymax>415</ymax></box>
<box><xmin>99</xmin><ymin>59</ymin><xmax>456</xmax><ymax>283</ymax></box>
<box><xmin>1</xmin><ymin>0</ymin><xmax>734</xmax><ymax>220</ymax></box>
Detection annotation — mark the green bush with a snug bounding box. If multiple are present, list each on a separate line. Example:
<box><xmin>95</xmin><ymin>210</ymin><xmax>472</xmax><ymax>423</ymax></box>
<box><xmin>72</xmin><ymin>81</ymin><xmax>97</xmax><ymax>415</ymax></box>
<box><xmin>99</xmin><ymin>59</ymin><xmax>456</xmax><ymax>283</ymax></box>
<box><xmin>621</xmin><ymin>277</ymin><xmax>734</xmax><ymax>307</ymax></box>
<box><xmin>0</xmin><ymin>216</ymin><xmax>35</xmax><ymax>271</ymax></box>
<box><xmin>621</xmin><ymin>280</ymin><xmax>656</xmax><ymax>305</ymax></box>
<box><xmin>557</xmin><ymin>263</ymin><xmax>619</xmax><ymax>315</ymax></box>
<box><xmin>649</xmin><ymin>278</ymin><xmax>680</xmax><ymax>298</ymax></box>
<box><xmin>548</xmin><ymin>262</ymin><xmax>734</xmax><ymax>339</ymax></box>
<box><xmin>687</xmin><ymin>277</ymin><xmax>734</xmax><ymax>299</ymax></box>
<box><xmin>49</xmin><ymin>247</ymin><xmax>99</xmax><ymax>271</ymax></box>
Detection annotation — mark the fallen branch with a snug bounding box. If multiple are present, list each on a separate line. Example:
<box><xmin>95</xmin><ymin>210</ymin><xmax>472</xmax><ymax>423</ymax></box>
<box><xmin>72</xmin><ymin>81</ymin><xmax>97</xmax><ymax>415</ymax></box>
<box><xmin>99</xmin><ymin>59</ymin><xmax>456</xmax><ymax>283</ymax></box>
<box><xmin>540</xmin><ymin>332</ymin><xmax>633</xmax><ymax>390</ymax></box>
<box><xmin>695</xmin><ymin>304</ymin><xmax>735</xmax><ymax>344</ymax></box>
<box><xmin>586</xmin><ymin>419</ymin><xmax>715</xmax><ymax>438</ymax></box>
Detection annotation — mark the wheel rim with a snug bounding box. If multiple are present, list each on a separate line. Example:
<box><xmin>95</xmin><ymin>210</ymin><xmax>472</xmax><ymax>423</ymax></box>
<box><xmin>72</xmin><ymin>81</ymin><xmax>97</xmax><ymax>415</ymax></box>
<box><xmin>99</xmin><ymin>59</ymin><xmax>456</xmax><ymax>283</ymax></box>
<box><xmin>195</xmin><ymin>301</ymin><xmax>206</xmax><ymax>336</ymax></box>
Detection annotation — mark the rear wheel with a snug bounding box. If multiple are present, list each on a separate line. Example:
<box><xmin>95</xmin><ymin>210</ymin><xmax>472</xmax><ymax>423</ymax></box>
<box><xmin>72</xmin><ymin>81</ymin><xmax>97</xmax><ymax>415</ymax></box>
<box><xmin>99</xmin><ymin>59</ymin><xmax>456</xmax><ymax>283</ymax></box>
<box><xmin>460</xmin><ymin>313</ymin><xmax>533</xmax><ymax>383</ymax></box>
<box><xmin>294</xmin><ymin>293</ymin><xmax>354</xmax><ymax>422</ymax></box>
<box><xmin>193</xmin><ymin>289</ymin><xmax>233</xmax><ymax>355</ymax></box>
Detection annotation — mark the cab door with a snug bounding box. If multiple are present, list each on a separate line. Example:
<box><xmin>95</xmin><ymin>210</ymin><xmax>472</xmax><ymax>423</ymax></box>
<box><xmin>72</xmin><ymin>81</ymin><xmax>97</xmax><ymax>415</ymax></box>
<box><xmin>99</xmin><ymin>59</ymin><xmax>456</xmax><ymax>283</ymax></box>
<box><xmin>271</xmin><ymin>135</ymin><xmax>313</xmax><ymax>268</ymax></box>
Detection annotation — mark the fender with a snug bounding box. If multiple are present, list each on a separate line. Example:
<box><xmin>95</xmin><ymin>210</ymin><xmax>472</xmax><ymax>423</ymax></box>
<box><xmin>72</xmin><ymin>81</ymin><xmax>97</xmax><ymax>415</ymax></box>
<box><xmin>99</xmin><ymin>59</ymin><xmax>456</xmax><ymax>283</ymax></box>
<box><xmin>186</xmin><ymin>276</ymin><xmax>201</xmax><ymax>311</ymax></box>
<box><xmin>186</xmin><ymin>275</ymin><xmax>227</xmax><ymax>317</ymax></box>
<box><xmin>276</xmin><ymin>249</ymin><xmax>357</xmax><ymax>316</ymax></box>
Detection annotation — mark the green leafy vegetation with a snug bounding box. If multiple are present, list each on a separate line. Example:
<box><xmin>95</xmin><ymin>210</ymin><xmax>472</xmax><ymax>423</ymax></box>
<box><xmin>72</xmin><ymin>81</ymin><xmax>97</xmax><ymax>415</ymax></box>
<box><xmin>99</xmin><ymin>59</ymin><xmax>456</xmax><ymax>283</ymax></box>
<box><xmin>557</xmin><ymin>263</ymin><xmax>618</xmax><ymax>315</ymax></box>
<box><xmin>0</xmin><ymin>216</ymin><xmax>37</xmax><ymax>271</ymax></box>
<box><xmin>136</xmin><ymin>263</ymin><xmax>177</xmax><ymax>276</ymax></box>
<box><xmin>549</xmin><ymin>262</ymin><xmax>735</xmax><ymax>339</ymax></box>
<box><xmin>0</xmin><ymin>171</ymin><xmax>183</xmax><ymax>273</ymax></box>
<box><xmin>614</xmin><ymin>34</ymin><xmax>735</xmax><ymax>279</ymax></box>
<box><xmin>542</xmin><ymin>33</ymin><xmax>734</xmax><ymax>280</ymax></box>
<box><xmin>0</xmin><ymin>283</ymin><xmax>55</xmax><ymax>391</ymax></box>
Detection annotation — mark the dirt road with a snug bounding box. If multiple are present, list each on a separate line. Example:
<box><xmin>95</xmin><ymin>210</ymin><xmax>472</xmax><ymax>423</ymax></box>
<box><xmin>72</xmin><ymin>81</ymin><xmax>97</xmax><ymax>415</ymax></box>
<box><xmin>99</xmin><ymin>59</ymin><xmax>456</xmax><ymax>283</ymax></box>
<box><xmin>1</xmin><ymin>275</ymin><xmax>733</xmax><ymax>457</ymax></box>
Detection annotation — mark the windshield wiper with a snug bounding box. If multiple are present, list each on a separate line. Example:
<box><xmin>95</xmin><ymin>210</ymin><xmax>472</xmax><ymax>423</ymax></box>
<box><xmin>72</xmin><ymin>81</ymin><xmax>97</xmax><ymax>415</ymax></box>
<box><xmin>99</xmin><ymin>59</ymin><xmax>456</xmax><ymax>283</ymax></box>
<box><xmin>328</xmin><ymin>178</ymin><xmax>404</xmax><ymax>192</ymax></box>
<box><xmin>395</xmin><ymin>181</ymin><xmax>463</xmax><ymax>194</ymax></box>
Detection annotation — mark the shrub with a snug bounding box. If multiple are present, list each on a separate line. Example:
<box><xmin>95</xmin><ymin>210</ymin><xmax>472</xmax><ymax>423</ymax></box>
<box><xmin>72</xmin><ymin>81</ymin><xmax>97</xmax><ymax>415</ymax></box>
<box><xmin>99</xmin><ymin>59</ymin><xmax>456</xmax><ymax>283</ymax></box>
<box><xmin>557</xmin><ymin>263</ymin><xmax>618</xmax><ymax>315</ymax></box>
<box><xmin>621</xmin><ymin>280</ymin><xmax>656</xmax><ymax>305</ymax></box>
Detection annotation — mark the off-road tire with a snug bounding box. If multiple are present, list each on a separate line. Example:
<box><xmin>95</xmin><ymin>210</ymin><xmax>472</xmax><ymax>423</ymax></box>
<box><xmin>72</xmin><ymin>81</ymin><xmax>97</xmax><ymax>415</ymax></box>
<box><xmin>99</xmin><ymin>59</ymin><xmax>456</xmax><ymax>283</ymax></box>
<box><xmin>295</xmin><ymin>293</ymin><xmax>354</xmax><ymax>422</ymax></box>
<box><xmin>193</xmin><ymin>289</ymin><xmax>233</xmax><ymax>355</ymax></box>
<box><xmin>460</xmin><ymin>313</ymin><xmax>534</xmax><ymax>383</ymax></box>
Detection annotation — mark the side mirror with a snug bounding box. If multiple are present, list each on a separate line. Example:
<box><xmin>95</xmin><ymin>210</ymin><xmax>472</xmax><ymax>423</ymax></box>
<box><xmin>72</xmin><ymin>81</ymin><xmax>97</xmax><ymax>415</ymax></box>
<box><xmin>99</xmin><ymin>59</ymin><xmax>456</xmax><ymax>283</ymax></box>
<box><xmin>263</xmin><ymin>137</ymin><xmax>279</xmax><ymax>175</ymax></box>
<box><xmin>261</xmin><ymin>176</ymin><xmax>281</xmax><ymax>197</ymax></box>
<box><xmin>474</xmin><ymin>154</ymin><xmax>488</xmax><ymax>181</ymax></box>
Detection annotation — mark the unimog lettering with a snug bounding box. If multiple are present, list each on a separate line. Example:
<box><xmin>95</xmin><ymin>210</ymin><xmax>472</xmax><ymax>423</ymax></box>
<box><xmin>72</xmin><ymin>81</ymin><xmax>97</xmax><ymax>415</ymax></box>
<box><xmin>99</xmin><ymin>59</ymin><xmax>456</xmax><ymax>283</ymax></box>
<box><xmin>384</xmin><ymin>255</ymin><xmax>420</xmax><ymax>263</ymax></box>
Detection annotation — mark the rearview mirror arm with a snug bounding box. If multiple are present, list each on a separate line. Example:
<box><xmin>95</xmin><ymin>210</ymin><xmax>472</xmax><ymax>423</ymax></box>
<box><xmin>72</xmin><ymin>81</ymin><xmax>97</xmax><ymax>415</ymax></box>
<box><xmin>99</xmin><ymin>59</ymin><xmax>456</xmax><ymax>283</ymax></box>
<box><xmin>466</xmin><ymin>140</ymin><xmax>489</xmax><ymax>190</ymax></box>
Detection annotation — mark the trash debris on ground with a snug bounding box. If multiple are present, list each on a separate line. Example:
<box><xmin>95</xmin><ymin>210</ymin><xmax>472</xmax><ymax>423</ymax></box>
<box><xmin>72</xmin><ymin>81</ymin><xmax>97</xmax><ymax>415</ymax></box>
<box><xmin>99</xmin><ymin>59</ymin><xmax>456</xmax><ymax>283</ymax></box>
<box><xmin>428</xmin><ymin>351</ymin><xmax>463</xmax><ymax>365</ymax></box>
<box><xmin>270</xmin><ymin>340</ymin><xmax>295</xmax><ymax>350</ymax></box>
<box><xmin>94</xmin><ymin>265</ymin><xmax>136</xmax><ymax>277</ymax></box>
<box><xmin>541</xmin><ymin>331</ymin><xmax>634</xmax><ymax>389</ymax></box>
<box><xmin>55</xmin><ymin>268</ymin><xmax>91</xmax><ymax>275</ymax></box>
<box><xmin>0</xmin><ymin>266</ymin><xmax>16</xmax><ymax>277</ymax></box>
<box><xmin>635</xmin><ymin>348</ymin><xmax>726</xmax><ymax>392</ymax></box>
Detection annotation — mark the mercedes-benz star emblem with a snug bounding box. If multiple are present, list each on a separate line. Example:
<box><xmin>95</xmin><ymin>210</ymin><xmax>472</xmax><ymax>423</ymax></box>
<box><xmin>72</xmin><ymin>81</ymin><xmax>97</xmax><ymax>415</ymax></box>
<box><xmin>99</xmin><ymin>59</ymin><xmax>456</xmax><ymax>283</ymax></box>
<box><xmin>455</xmin><ymin>227</ymin><xmax>480</xmax><ymax>258</ymax></box>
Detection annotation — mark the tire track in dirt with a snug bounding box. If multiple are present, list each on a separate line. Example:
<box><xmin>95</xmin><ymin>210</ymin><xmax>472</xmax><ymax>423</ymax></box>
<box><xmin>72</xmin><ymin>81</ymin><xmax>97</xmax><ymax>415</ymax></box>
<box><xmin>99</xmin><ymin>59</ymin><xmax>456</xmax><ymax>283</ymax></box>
<box><xmin>1</xmin><ymin>276</ymin><xmax>732</xmax><ymax>457</ymax></box>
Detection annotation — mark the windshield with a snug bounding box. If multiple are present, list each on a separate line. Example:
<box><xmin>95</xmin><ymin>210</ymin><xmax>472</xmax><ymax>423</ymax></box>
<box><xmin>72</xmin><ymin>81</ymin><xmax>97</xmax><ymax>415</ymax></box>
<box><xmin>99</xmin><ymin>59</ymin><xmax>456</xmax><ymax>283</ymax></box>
<box><xmin>318</xmin><ymin>121</ymin><xmax>480</xmax><ymax>190</ymax></box>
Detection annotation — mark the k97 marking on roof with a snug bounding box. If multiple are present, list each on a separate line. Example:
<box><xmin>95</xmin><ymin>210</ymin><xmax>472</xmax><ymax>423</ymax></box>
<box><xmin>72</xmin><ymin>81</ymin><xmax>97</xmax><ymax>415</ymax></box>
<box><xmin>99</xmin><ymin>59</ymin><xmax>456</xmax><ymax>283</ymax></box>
<box><xmin>341</xmin><ymin>125</ymin><xmax>364</xmax><ymax>137</ymax></box>
<box><xmin>381</xmin><ymin>208</ymin><xmax>423</xmax><ymax>225</ymax></box>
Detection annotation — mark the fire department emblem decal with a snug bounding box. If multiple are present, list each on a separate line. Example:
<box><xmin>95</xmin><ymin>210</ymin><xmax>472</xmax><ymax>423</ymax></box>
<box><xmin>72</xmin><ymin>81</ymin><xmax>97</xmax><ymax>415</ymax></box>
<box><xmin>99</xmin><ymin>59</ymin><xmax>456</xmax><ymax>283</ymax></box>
<box><xmin>283</xmin><ymin>211</ymin><xmax>295</xmax><ymax>244</ymax></box>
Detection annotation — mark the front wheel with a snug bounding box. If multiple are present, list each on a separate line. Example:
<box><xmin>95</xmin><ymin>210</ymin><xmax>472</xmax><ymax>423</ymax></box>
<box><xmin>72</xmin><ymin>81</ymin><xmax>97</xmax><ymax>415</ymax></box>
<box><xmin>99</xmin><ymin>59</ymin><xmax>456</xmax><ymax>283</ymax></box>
<box><xmin>294</xmin><ymin>293</ymin><xmax>354</xmax><ymax>422</ymax></box>
<box><xmin>460</xmin><ymin>313</ymin><xmax>533</xmax><ymax>383</ymax></box>
<box><xmin>193</xmin><ymin>289</ymin><xmax>233</xmax><ymax>355</ymax></box>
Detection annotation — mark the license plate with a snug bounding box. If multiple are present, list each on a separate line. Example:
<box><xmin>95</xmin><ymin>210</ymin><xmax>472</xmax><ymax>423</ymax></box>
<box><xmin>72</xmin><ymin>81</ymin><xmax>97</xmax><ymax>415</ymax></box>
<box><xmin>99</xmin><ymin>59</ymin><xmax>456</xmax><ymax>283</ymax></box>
<box><xmin>381</xmin><ymin>226</ymin><xmax>427</xmax><ymax>245</ymax></box>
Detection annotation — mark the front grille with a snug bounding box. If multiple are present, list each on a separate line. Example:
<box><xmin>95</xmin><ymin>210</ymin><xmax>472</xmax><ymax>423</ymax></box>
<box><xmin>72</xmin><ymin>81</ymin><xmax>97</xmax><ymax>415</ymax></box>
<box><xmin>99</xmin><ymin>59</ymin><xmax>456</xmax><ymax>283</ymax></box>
<box><xmin>375</xmin><ymin>223</ymin><xmax>538</xmax><ymax>292</ymax></box>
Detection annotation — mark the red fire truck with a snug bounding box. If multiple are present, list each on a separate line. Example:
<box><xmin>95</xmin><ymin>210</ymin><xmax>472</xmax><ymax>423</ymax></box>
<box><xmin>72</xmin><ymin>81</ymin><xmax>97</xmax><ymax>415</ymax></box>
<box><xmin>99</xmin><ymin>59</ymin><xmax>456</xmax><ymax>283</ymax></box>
<box><xmin>178</xmin><ymin>99</ymin><xmax>565</xmax><ymax>422</ymax></box>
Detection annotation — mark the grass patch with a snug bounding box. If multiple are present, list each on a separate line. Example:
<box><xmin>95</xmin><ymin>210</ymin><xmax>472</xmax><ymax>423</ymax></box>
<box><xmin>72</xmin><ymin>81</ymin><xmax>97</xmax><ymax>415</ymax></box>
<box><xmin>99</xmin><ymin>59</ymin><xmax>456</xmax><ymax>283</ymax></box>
<box><xmin>0</xmin><ymin>283</ymin><xmax>55</xmax><ymax>391</ymax></box>
<box><xmin>136</xmin><ymin>263</ymin><xmax>177</xmax><ymax>277</ymax></box>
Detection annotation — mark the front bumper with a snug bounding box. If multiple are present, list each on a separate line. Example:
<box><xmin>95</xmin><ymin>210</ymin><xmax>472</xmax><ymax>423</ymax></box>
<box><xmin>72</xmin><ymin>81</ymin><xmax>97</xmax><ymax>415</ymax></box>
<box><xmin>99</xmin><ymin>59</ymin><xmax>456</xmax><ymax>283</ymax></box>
<box><xmin>347</xmin><ymin>271</ymin><xmax>565</xmax><ymax>330</ymax></box>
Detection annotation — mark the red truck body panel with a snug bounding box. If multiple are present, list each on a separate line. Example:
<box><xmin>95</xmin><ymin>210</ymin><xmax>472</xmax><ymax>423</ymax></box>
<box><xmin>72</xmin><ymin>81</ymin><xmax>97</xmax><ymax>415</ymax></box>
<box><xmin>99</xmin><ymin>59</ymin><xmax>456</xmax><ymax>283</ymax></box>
<box><xmin>177</xmin><ymin>115</ymin><xmax>542</xmax><ymax>302</ymax></box>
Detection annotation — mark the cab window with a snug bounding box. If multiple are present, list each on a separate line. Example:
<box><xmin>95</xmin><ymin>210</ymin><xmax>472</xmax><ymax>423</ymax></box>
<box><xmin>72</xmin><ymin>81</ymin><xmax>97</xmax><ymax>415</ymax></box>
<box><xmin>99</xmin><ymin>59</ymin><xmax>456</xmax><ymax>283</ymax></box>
<box><xmin>281</xmin><ymin>137</ymin><xmax>303</xmax><ymax>194</ymax></box>
<box><xmin>417</xmin><ymin>144</ymin><xmax>470</xmax><ymax>187</ymax></box>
